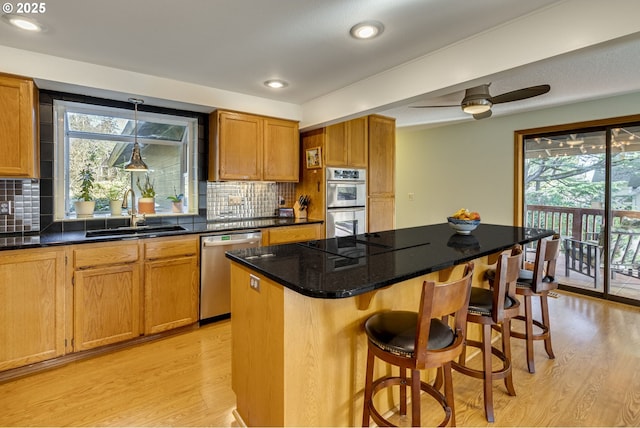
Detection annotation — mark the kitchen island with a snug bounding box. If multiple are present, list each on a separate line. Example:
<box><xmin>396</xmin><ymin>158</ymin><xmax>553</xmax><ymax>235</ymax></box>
<box><xmin>225</xmin><ymin>223</ymin><xmax>554</xmax><ymax>427</ymax></box>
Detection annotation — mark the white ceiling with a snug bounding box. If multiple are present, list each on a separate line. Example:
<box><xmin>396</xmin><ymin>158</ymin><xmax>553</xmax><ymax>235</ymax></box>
<box><xmin>1</xmin><ymin>0</ymin><xmax>640</xmax><ymax>129</ymax></box>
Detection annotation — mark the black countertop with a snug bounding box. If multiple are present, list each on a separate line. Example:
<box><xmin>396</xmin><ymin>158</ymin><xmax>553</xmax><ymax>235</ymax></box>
<box><xmin>0</xmin><ymin>217</ymin><xmax>323</xmax><ymax>251</ymax></box>
<box><xmin>225</xmin><ymin>223</ymin><xmax>555</xmax><ymax>299</ymax></box>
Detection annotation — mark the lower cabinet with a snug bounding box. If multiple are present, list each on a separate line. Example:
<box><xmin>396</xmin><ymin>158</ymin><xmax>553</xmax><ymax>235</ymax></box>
<box><xmin>0</xmin><ymin>247</ymin><xmax>65</xmax><ymax>371</ymax></box>
<box><xmin>368</xmin><ymin>197</ymin><xmax>395</xmax><ymax>233</ymax></box>
<box><xmin>74</xmin><ymin>263</ymin><xmax>141</xmax><ymax>351</ymax></box>
<box><xmin>263</xmin><ymin>223</ymin><xmax>323</xmax><ymax>245</ymax></box>
<box><xmin>143</xmin><ymin>236</ymin><xmax>199</xmax><ymax>334</ymax></box>
<box><xmin>71</xmin><ymin>241</ymin><xmax>142</xmax><ymax>351</ymax></box>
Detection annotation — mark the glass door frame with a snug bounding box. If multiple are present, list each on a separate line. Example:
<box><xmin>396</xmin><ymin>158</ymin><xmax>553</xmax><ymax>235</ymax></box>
<box><xmin>514</xmin><ymin>114</ymin><xmax>640</xmax><ymax>307</ymax></box>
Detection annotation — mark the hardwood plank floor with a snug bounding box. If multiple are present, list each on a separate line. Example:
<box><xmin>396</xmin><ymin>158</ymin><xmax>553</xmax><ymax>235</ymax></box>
<box><xmin>1</xmin><ymin>290</ymin><xmax>639</xmax><ymax>427</ymax></box>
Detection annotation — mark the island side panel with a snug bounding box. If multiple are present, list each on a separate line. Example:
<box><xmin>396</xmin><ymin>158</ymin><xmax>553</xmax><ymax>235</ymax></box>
<box><xmin>230</xmin><ymin>262</ymin><xmax>285</xmax><ymax>427</ymax></box>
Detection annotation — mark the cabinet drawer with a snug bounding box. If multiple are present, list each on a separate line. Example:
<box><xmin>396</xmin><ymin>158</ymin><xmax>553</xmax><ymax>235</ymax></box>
<box><xmin>73</xmin><ymin>242</ymin><xmax>139</xmax><ymax>269</ymax></box>
<box><xmin>144</xmin><ymin>236</ymin><xmax>198</xmax><ymax>260</ymax></box>
<box><xmin>265</xmin><ymin>224</ymin><xmax>321</xmax><ymax>245</ymax></box>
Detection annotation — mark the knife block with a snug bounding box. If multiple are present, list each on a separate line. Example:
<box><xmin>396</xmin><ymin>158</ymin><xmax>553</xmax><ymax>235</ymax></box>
<box><xmin>293</xmin><ymin>201</ymin><xmax>307</xmax><ymax>219</ymax></box>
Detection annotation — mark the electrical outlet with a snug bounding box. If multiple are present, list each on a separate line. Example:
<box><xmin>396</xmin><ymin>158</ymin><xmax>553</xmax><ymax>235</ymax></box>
<box><xmin>408</xmin><ymin>193</ymin><xmax>415</xmax><ymax>201</ymax></box>
<box><xmin>249</xmin><ymin>274</ymin><xmax>261</xmax><ymax>292</ymax></box>
<box><xmin>0</xmin><ymin>201</ymin><xmax>11</xmax><ymax>216</ymax></box>
<box><xmin>229</xmin><ymin>195</ymin><xmax>242</xmax><ymax>206</ymax></box>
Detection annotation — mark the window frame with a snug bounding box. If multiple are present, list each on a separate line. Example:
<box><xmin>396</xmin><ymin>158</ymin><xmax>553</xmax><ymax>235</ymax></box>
<box><xmin>53</xmin><ymin>100</ymin><xmax>199</xmax><ymax>221</ymax></box>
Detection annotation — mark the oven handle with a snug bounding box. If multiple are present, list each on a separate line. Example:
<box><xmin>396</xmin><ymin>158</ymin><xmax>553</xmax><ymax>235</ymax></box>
<box><xmin>327</xmin><ymin>206</ymin><xmax>365</xmax><ymax>211</ymax></box>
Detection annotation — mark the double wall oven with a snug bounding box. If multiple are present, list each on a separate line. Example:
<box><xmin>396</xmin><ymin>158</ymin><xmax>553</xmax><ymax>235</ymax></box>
<box><xmin>326</xmin><ymin>167</ymin><xmax>366</xmax><ymax>237</ymax></box>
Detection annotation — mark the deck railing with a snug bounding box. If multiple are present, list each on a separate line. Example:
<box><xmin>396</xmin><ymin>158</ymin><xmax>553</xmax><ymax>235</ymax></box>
<box><xmin>525</xmin><ymin>205</ymin><xmax>640</xmax><ymax>241</ymax></box>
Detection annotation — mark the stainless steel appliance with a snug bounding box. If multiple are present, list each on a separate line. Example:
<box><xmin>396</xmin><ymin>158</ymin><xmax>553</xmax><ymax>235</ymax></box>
<box><xmin>326</xmin><ymin>167</ymin><xmax>366</xmax><ymax>237</ymax></box>
<box><xmin>200</xmin><ymin>230</ymin><xmax>262</xmax><ymax>322</ymax></box>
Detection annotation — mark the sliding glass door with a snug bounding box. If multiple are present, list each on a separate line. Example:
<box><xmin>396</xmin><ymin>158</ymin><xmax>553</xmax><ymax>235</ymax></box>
<box><xmin>520</xmin><ymin>121</ymin><xmax>640</xmax><ymax>305</ymax></box>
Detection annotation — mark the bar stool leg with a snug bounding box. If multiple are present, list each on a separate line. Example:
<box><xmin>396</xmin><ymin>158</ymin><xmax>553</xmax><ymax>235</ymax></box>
<box><xmin>411</xmin><ymin>369</ymin><xmax>421</xmax><ymax>426</ymax></box>
<box><xmin>540</xmin><ymin>293</ymin><xmax>555</xmax><ymax>359</ymax></box>
<box><xmin>400</xmin><ymin>367</ymin><xmax>408</xmax><ymax>416</ymax></box>
<box><xmin>524</xmin><ymin>294</ymin><xmax>535</xmax><ymax>373</ymax></box>
<box><xmin>442</xmin><ymin>362</ymin><xmax>456</xmax><ymax>427</ymax></box>
<box><xmin>502</xmin><ymin>318</ymin><xmax>516</xmax><ymax>395</ymax></box>
<box><xmin>481</xmin><ymin>324</ymin><xmax>495</xmax><ymax>423</ymax></box>
<box><xmin>362</xmin><ymin>348</ymin><xmax>375</xmax><ymax>427</ymax></box>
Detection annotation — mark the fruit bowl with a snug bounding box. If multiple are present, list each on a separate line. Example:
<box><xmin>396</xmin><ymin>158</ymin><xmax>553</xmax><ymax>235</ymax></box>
<box><xmin>447</xmin><ymin>217</ymin><xmax>481</xmax><ymax>235</ymax></box>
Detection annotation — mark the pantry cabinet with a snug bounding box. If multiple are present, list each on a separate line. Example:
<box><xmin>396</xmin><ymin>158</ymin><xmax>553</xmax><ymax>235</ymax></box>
<box><xmin>209</xmin><ymin>110</ymin><xmax>299</xmax><ymax>182</ymax></box>
<box><xmin>324</xmin><ymin>117</ymin><xmax>368</xmax><ymax>168</ymax></box>
<box><xmin>0</xmin><ymin>248</ymin><xmax>65</xmax><ymax>371</ymax></box>
<box><xmin>143</xmin><ymin>236</ymin><xmax>199</xmax><ymax>334</ymax></box>
<box><xmin>0</xmin><ymin>73</ymin><xmax>39</xmax><ymax>178</ymax></box>
<box><xmin>368</xmin><ymin>115</ymin><xmax>396</xmax><ymax>232</ymax></box>
<box><xmin>71</xmin><ymin>241</ymin><xmax>141</xmax><ymax>351</ymax></box>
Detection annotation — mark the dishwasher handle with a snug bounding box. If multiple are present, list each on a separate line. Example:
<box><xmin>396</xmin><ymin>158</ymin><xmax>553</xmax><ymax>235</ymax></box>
<box><xmin>202</xmin><ymin>235</ymin><xmax>262</xmax><ymax>247</ymax></box>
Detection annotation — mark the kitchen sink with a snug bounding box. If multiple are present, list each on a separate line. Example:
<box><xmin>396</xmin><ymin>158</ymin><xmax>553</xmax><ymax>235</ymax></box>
<box><xmin>85</xmin><ymin>225</ymin><xmax>186</xmax><ymax>238</ymax></box>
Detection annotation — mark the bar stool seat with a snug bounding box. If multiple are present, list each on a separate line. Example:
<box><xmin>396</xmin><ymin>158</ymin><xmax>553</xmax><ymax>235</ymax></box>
<box><xmin>362</xmin><ymin>263</ymin><xmax>474</xmax><ymax>427</ymax></box>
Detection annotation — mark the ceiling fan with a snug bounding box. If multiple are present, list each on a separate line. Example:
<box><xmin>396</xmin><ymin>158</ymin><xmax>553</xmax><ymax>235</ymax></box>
<box><xmin>410</xmin><ymin>83</ymin><xmax>551</xmax><ymax>119</ymax></box>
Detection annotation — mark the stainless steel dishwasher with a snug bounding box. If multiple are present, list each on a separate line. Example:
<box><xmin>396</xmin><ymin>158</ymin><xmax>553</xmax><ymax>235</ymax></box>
<box><xmin>200</xmin><ymin>230</ymin><xmax>262</xmax><ymax>322</ymax></box>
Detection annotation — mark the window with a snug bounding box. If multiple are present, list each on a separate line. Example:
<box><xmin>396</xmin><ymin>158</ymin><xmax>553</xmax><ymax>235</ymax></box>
<box><xmin>54</xmin><ymin>100</ymin><xmax>198</xmax><ymax>220</ymax></box>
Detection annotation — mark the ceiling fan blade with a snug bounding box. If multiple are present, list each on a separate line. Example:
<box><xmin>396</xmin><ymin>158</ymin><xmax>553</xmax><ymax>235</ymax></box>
<box><xmin>491</xmin><ymin>84</ymin><xmax>550</xmax><ymax>104</ymax></box>
<box><xmin>473</xmin><ymin>110</ymin><xmax>492</xmax><ymax>120</ymax></box>
<box><xmin>409</xmin><ymin>104</ymin><xmax>459</xmax><ymax>108</ymax></box>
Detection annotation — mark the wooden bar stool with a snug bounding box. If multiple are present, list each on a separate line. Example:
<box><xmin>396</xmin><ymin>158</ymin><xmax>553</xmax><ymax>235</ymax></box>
<box><xmin>512</xmin><ymin>234</ymin><xmax>561</xmax><ymax>373</ymax></box>
<box><xmin>361</xmin><ymin>263</ymin><xmax>474</xmax><ymax>427</ymax></box>
<box><xmin>452</xmin><ymin>246</ymin><xmax>522</xmax><ymax>422</ymax></box>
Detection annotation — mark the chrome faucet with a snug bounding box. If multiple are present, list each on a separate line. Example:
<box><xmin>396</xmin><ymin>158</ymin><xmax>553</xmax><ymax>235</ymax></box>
<box><xmin>122</xmin><ymin>188</ymin><xmax>139</xmax><ymax>227</ymax></box>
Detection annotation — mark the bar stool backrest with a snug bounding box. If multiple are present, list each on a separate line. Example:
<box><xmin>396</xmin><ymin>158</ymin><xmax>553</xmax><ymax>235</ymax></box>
<box><xmin>531</xmin><ymin>234</ymin><xmax>561</xmax><ymax>294</ymax></box>
<box><xmin>492</xmin><ymin>246</ymin><xmax>523</xmax><ymax>324</ymax></box>
<box><xmin>414</xmin><ymin>262</ymin><xmax>474</xmax><ymax>370</ymax></box>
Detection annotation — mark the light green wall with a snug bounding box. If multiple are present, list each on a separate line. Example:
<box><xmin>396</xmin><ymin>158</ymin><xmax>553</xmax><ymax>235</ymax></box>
<box><xmin>395</xmin><ymin>92</ymin><xmax>640</xmax><ymax>228</ymax></box>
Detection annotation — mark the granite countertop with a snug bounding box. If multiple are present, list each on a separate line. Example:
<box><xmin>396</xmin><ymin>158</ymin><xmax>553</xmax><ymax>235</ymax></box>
<box><xmin>0</xmin><ymin>217</ymin><xmax>323</xmax><ymax>251</ymax></box>
<box><xmin>225</xmin><ymin>223</ymin><xmax>555</xmax><ymax>299</ymax></box>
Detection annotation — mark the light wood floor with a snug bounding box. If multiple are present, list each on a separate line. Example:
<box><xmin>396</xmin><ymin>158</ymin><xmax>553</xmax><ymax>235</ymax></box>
<box><xmin>2</xmin><ymin>290</ymin><xmax>640</xmax><ymax>427</ymax></box>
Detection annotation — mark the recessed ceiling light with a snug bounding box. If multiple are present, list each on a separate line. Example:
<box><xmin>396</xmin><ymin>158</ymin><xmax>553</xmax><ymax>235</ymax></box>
<box><xmin>264</xmin><ymin>79</ymin><xmax>288</xmax><ymax>89</ymax></box>
<box><xmin>2</xmin><ymin>14</ymin><xmax>44</xmax><ymax>32</ymax></box>
<box><xmin>350</xmin><ymin>21</ymin><xmax>384</xmax><ymax>40</ymax></box>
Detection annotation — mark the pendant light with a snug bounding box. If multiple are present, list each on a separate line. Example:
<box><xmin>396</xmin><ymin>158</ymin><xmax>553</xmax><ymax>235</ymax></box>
<box><xmin>124</xmin><ymin>98</ymin><xmax>149</xmax><ymax>171</ymax></box>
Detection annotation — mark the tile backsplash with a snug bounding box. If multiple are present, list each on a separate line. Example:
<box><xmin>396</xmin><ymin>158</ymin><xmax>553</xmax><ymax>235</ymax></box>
<box><xmin>0</xmin><ymin>179</ymin><xmax>40</xmax><ymax>233</ymax></box>
<box><xmin>207</xmin><ymin>181</ymin><xmax>296</xmax><ymax>220</ymax></box>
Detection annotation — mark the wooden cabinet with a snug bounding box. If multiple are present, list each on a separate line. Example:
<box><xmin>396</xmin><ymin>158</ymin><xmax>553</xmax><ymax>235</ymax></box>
<box><xmin>368</xmin><ymin>115</ymin><xmax>395</xmax><ymax>197</ymax></box>
<box><xmin>209</xmin><ymin>110</ymin><xmax>299</xmax><ymax>182</ymax></box>
<box><xmin>263</xmin><ymin>118</ymin><xmax>300</xmax><ymax>181</ymax></box>
<box><xmin>0</xmin><ymin>73</ymin><xmax>39</xmax><ymax>178</ymax></box>
<box><xmin>71</xmin><ymin>242</ymin><xmax>141</xmax><ymax>351</ymax></box>
<box><xmin>0</xmin><ymin>248</ymin><xmax>65</xmax><ymax>371</ymax></box>
<box><xmin>368</xmin><ymin>197</ymin><xmax>395</xmax><ymax>233</ymax></box>
<box><xmin>368</xmin><ymin>115</ymin><xmax>396</xmax><ymax>232</ymax></box>
<box><xmin>143</xmin><ymin>236</ymin><xmax>199</xmax><ymax>334</ymax></box>
<box><xmin>325</xmin><ymin>117</ymin><xmax>367</xmax><ymax>168</ymax></box>
<box><xmin>263</xmin><ymin>223</ymin><xmax>323</xmax><ymax>245</ymax></box>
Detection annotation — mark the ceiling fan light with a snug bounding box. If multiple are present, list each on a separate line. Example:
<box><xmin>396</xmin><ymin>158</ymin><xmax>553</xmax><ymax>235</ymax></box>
<box><xmin>461</xmin><ymin>99</ymin><xmax>492</xmax><ymax>115</ymax></box>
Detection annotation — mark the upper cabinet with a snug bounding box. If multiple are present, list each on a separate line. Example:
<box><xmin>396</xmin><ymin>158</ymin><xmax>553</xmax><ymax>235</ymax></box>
<box><xmin>0</xmin><ymin>73</ymin><xmax>39</xmax><ymax>178</ymax></box>
<box><xmin>368</xmin><ymin>115</ymin><xmax>395</xmax><ymax>197</ymax></box>
<box><xmin>209</xmin><ymin>110</ymin><xmax>299</xmax><ymax>182</ymax></box>
<box><xmin>324</xmin><ymin>117</ymin><xmax>367</xmax><ymax>168</ymax></box>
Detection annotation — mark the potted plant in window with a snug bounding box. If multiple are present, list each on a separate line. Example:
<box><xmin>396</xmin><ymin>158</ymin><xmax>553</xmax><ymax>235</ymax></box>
<box><xmin>167</xmin><ymin>187</ymin><xmax>184</xmax><ymax>213</ymax></box>
<box><xmin>137</xmin><ymin>174</ymin><xmax>156</xmax><ymax>214</ymax></box>
<box><xmin>106</xmin><ymin>185</ymin><xmax>123</xmax><ymax>216</ymax></box>
<box><xmin>74</xmin><ymin>168</ymin><xmax>96</xmax><ymax>217</ymax></box>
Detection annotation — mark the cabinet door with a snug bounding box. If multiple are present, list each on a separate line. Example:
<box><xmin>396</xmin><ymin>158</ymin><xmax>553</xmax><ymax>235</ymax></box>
<box><xmin>74</xmin><ymin>264</ymin><xmax>141</xmax><ymax>351</ymax></box>
<box><xmin>0</xmin><ymin>248</ymin><xmax>65</xmax><ymax>371</ymax></box>
<box><xmin>0</xmin><ymin>74</ymin><xmax>39</xmax><ymax>178</ymax></box>
<box><xmin>368</xmin><ymin>197</ymin><xmax>395</xmax><ymax>233</ymax></box>
<box><xmin>144</xmin><ymin>256</ymin><xmax>199</xmax><ymax>334</ymax></box>
<box><xmin>324</xmin><ymin>122</ymin><xmax>348</xmax><ymax>166</ymax></box>
<box><xmin>346</xmin><ymin>117</ymin><xmax>368</xmax><ymax>168</ymax></box>
<box><xmin>368</xmin><ymin>115</ymin><xmax>395</xmax><ymax>196</ymax></box>
<box><xmin>218</xmin><ymin>112</ymin><xmax>263</xmax><ymax>180</ymax></box>
<box><xmin>263</xmin><ymin>118</ymin><xmax>300</xmax><ymax>182</ymax></box>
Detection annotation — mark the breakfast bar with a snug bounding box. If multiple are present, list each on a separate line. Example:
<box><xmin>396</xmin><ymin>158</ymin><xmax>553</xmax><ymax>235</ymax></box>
<box><xmin>226</xmin><ymin>223</ymin><xmax>554</xmax><ymax>427</ymax></box>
